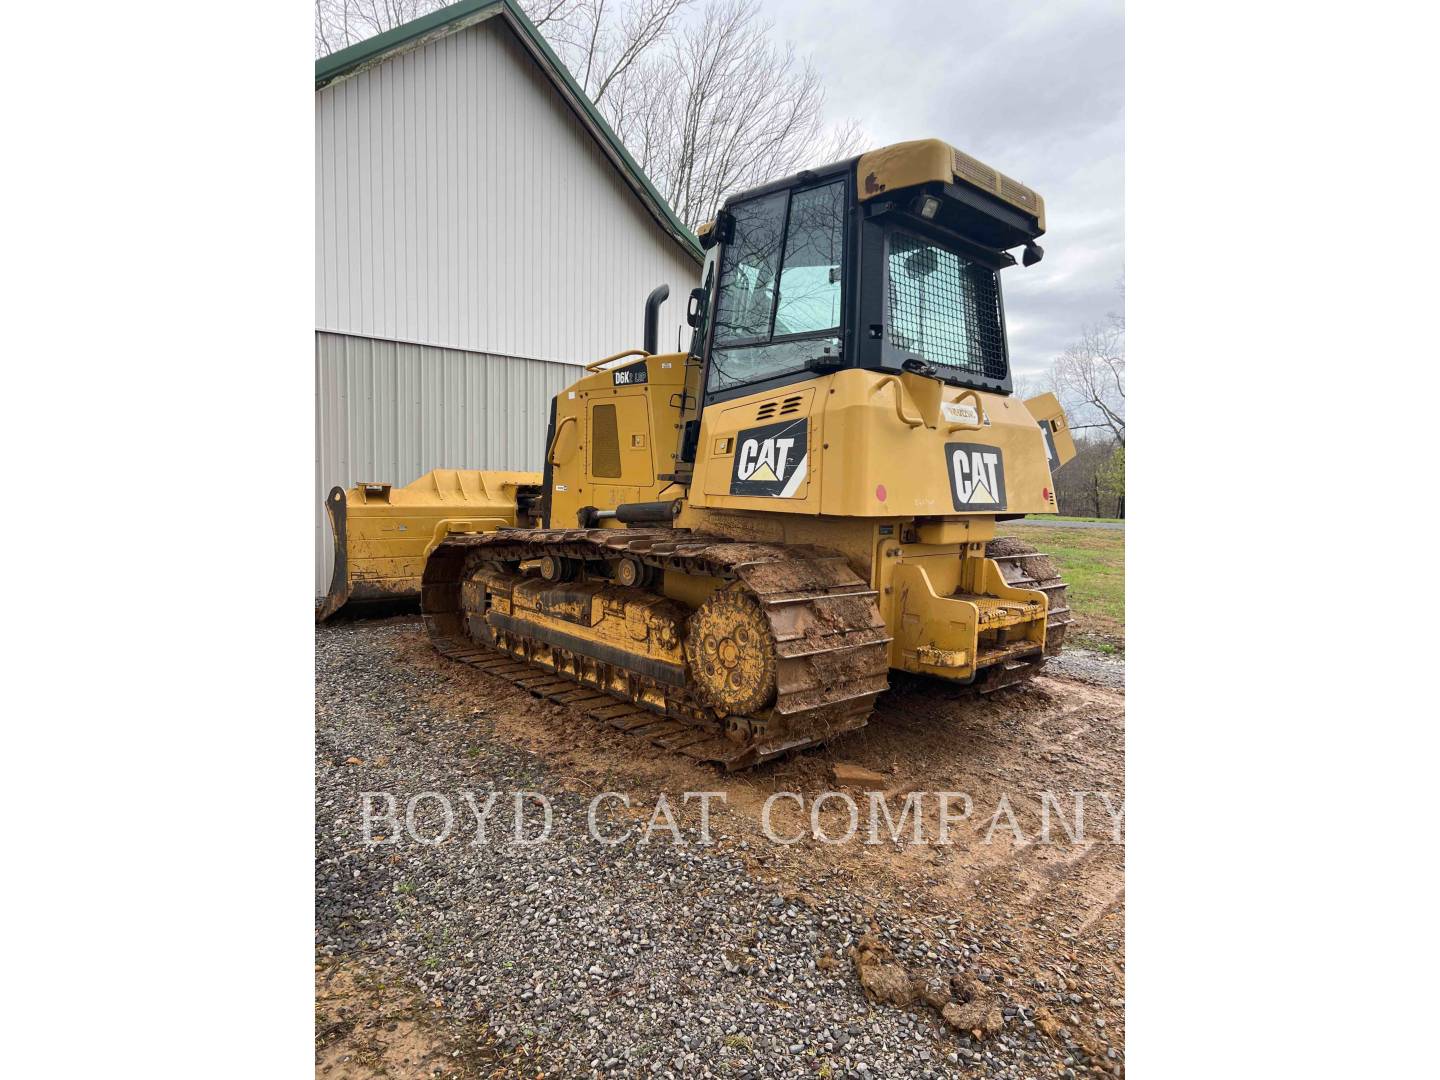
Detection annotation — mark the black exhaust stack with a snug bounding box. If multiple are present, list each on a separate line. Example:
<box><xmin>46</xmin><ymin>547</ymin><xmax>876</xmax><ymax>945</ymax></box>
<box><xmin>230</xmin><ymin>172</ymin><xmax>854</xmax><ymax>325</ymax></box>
<box><xmin>643</xmin><ymin>284</ymin><xmax>669</xmax><ymax>355</ymax></box>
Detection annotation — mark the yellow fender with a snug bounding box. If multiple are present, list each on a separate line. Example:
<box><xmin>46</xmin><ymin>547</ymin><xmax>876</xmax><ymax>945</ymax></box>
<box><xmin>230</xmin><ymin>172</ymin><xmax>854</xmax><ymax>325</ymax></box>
<box><xmin>1023</xmin><ymin>392</ymin><xmax>1077</xmax><ymax>470</ymax></box>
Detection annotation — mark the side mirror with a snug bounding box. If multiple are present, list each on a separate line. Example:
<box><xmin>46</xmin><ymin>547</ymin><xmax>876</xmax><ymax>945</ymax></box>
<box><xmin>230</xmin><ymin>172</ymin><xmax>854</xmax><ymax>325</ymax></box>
<box><xmin>714</xmin><ymin>210</ymin><xmax>736</xmax><ymax>246</ymax></box>
<box><xmin>686</xmin><ymin>287</ymin><xmax>708</xmax><ymax>328</ymax></box>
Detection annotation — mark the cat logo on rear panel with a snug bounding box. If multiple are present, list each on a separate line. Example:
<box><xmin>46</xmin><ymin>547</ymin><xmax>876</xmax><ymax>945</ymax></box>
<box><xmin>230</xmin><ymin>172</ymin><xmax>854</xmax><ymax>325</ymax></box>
<box><xmin>731</xmin><ymin>418</ymin><xmax>808</xmax><ymax>497</ymax></box>
<box><xmin>945</xmin><ymin>442</ymin><xmax>1007</xmax><ymax>511</ymax></box>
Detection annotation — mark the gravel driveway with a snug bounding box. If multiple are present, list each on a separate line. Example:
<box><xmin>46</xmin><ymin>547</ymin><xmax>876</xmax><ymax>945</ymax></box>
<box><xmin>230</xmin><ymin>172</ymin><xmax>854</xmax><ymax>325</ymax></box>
<box><xmin>1042</xmin><ymin>650</ymin><xmax>1126</xmax><ymax>690</ymax></box>
<box><xmin>1016</xmin><ymin>519</ymin><xmax>1124</xmax><ymax>530</ymax></box>
<box><xmin>317</xmin><ymin>619</ymin><xmax>1125</xmax><ymax>1079</ymax></box>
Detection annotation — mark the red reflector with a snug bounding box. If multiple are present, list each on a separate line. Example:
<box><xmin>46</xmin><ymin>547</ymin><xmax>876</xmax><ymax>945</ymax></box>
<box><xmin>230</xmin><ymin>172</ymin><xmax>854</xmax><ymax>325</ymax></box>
<box><xmin>876</xmin><ymin>484</ymin><xmax>887</xmax><ymax>502</ymax></box>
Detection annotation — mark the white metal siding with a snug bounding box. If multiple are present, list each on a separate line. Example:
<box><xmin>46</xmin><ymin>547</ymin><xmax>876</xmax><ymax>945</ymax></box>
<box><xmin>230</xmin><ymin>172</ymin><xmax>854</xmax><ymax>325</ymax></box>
<box><xmin>315</xmin><ymin>16</ymin><xmax>697</xmax><ymax>366</ymax></box>
<box><xmin>315</xmin><ymin>332</ymin><xmax>575</xmax><ymax>596</ymax></box>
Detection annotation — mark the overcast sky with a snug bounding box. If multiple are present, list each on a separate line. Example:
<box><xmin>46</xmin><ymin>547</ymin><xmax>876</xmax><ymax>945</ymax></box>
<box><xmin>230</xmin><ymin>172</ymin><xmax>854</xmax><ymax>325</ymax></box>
<box><xmin>767</xmin><ymin>0</ymin><xmax>1124</xmax><ymax>379</ymax></box>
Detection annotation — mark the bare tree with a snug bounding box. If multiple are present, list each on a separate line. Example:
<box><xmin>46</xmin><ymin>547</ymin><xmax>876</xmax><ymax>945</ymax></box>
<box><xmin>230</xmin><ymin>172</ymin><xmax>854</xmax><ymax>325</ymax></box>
<box><xmin>602</xmin><ymin>0</ymin><xmax>863</xmax><ymax>229</ymax></box>
<box><xmin>1049</xmin><ymin>312</ymin><xmax>1125</xmax><ymax>447</ymax></box>
<box><xmin>316</xmin><ymin>0</ymin><xmax>864</xmax><ymax>231</ymax></box>
<box><xmin>315</xmin><ymin>0</ymin><xmax>444</xmax><ymax>56</ymax></box>
<box><xmin>521</xmin><ymin>0</ymin><xmax>690</xmax><ymax>107</ymax></box>
<box><xmin>1051</xmin><ymin>433</ymin><xmax>1123</xmax><ymax>518</ymax></box>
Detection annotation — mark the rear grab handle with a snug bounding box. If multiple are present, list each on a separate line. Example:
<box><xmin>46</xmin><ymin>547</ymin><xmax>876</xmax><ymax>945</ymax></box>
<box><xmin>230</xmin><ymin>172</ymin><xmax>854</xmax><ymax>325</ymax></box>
<box><xmin>871</xmin><ymin>375</ymin><xmax>924</xmax><ymax>428</ymax></box>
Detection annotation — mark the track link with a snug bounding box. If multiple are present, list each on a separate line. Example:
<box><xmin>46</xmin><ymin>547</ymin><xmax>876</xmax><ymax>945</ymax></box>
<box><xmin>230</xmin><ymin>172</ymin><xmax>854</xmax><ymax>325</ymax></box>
<box><xmin>422</xmin><ymin>528</ymin><xmax>892</xmax><ymax>769</ymax></box>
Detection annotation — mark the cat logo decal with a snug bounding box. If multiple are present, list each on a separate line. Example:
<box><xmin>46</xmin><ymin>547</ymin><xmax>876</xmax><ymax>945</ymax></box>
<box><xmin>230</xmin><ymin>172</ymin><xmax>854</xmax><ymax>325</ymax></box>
<box><xmin>731</xmin><ymin>418</ymin><xmax>808</xmax><ymax>497</ymax></box>
<box><xmin>945</xmin><ymin>443</ymin><xmax>1007</xmax><ymax>511</ymax></box>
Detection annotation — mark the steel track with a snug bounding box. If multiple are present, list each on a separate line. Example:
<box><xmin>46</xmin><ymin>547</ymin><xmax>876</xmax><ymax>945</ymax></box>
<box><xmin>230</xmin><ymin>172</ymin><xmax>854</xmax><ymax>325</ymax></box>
<box><xmin>420</xmin><ymin>529</ymin><xmax>1070</xmax><ymax>767</ymax></box>
<box><xmin>422</xmin><ymin>528</ymin><xmax>891</xmax><ymax>769</ymax></box>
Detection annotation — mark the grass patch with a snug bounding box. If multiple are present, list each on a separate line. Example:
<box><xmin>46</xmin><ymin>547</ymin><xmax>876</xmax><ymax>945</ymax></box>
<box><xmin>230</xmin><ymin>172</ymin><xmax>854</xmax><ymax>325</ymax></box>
<box><xmin>999</xmin><ymin>522</ymin><xmax>1125</xmax><ymax>650</ymax></box>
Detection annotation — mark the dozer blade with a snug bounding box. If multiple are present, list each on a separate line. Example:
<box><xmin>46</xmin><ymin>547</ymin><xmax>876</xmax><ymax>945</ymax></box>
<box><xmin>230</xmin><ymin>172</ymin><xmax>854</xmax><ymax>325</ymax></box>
<box><xmin>316</xmin><ymin>468</ymin><xmax>540</xmax><ymax>621</ymax></box>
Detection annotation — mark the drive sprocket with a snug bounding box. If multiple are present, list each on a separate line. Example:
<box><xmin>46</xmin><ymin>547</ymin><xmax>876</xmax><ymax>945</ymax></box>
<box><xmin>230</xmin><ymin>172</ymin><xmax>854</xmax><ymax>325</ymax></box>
<box><xmin>684</xmin><ymin>587</ymin><xmax>777</xmax><ymax>717</ymax></box>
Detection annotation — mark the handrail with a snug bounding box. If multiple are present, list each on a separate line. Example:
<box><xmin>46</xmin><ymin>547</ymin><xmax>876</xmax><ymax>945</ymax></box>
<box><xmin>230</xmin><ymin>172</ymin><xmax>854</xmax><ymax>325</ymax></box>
<box><xmin>944</xmin><ymin>389</ymin><xmax>986</xmax><ymax>433</ymax></box>
<box><xmin>584</xmin><ymin>349</ymin><xmax>648</xmax><ymax>373</ymax></box>
<box><xmin>872</xmin><ymin>375</ymin><xmax>924</xmax><ymax>428</ymax></box>
<box><xmin>546</xmin><ymin>414</ymin><xmax>577</xmax><ymax>465</ymax></box>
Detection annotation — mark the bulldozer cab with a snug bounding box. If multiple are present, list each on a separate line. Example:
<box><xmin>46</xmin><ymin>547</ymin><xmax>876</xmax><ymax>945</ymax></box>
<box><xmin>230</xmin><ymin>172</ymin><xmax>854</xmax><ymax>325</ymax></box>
<box><xmin>685</xmin><ymin>138</ymin><xmax>1047</xmax><ymax>426</ymax></box>
<box><xmin>531</xmin><ymin>138</ymin><xmax>1070</xmax><ymax>530</ymax></box>
<box><xmin>670</xmin><ymin>139</ymin><xmax>1069</xmax><ymax>518</ymax></box>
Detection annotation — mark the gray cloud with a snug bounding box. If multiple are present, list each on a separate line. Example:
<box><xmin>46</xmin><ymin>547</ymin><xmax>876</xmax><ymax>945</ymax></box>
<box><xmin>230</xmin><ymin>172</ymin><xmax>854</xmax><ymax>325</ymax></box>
<box><xmin>768</xmin><ymin>0</ymin><xmax>1125</xmax><ymax>377</ymax></box>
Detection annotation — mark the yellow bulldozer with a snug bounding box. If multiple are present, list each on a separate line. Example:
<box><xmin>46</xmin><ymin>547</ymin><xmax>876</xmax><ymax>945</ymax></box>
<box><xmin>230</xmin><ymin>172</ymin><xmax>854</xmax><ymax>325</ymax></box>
<box><xmin>324</xmin><ymin>138</ymin><xmax>1077</xmax><ymax>768</ymax></box>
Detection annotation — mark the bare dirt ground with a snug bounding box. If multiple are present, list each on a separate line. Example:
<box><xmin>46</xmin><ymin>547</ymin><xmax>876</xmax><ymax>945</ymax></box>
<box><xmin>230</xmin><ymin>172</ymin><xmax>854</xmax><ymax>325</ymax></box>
<box><xmin>318</xmin><ymin>618</ymin><xmax>1124</xmax><ymax>1077</ymax></box>
<box><xmin>316</xmin><ymin>964</ymin><xmax>504</xmax><ymax>1079</ymax></box>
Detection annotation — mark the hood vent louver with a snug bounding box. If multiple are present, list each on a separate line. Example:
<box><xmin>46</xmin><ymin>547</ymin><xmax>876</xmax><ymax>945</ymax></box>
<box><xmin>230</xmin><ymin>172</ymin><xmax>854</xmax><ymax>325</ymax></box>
<box><xmin>756</xmin><ymin>394</ymin><xmax>805</xmax><ymax>422</ymax></box>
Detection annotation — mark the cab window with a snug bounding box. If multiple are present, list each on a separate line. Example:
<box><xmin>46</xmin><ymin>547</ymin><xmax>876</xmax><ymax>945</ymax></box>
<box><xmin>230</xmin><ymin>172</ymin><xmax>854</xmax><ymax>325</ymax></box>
<box><xmin>775</xmin><ymin>182</ymin><xmax>844</xmax><ymax>335</ymax></box>
<box><xmin>708</xmin><ymin>181</ymin><xmax>845</xmax><ymax>393</ymax></box>
<box><xmin>713</xmin><ymin>191</ymin><xmax>786</xmax><ymax>345</ymax></box>
<box><xmin>885</xmin><ymin>230</ymin><xmax>1007</xmax><ymax>381</ymax></box>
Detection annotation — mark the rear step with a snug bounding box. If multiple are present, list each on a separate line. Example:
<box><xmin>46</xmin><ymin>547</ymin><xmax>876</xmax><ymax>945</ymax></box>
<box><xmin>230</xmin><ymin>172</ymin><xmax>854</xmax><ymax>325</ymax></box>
<box><xmin>975</xmin><ymin>639</ymin><xmax>1045</xmax><ymax>667</ymax></box>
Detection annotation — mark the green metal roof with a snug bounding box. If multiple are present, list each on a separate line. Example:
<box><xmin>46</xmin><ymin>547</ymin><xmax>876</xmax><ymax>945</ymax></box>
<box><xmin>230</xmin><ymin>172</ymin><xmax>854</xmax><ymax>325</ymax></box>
<box><xmin>316</xmin><ymin>0</ymin><xmax>701</xmax><ymax>262</ymax></box>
